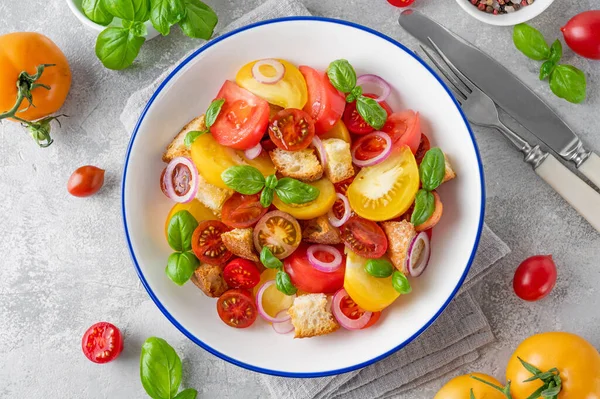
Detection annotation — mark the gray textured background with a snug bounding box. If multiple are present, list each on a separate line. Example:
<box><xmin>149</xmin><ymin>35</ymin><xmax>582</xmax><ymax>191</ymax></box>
<box><xmin>1</xmin><ymin>0</ymin><xmax>599</xmax><ymax>398</ymax></box>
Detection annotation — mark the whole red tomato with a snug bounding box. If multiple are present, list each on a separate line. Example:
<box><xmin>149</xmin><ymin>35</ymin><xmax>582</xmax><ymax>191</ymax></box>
<box><xmin>561</xmin><ymin>11</ymin><xmax>600</xmax><ymax>60</ymax></box>
<box><xmin>513</xmin><ymin>255</ymin><xmax>557</xmax><ymax>301</ymax></box>
<box><xmin>387</xmin><ymin>0</ymin><xmax>415</xmax><ymax>7</ymax></box>
<box><xmin>67</xmin><ymin>166</ymin><xmax>105</xmax><ymax>197</ymax></box>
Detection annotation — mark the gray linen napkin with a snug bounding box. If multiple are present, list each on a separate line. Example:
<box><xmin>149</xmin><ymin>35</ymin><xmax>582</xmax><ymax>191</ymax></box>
<box><xmin>119</xmin><ymin>1</ymin><xmax>511</xmax><ymax>397</ymax></box>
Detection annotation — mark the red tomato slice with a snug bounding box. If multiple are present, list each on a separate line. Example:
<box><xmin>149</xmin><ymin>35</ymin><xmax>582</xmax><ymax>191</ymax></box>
<box><xmin>300</xmin><ymin>65</ymin><xmax>346</xmax><ymax>135</ymax></box>
<box><xmin>414</xmin><ymin>133</ymin><xmax>431</xmax><ymax>164</ymax></box>
<box><xmin>343</xmin><ymin>93</ymin><xmax>393</xmax><ymax>135</ymax></box>
<box><xmin>340</xmin><ymin>216</ymin><xmax>388</xmax><ymax>259</ymax></box>
<box><xmin>381</xmin><ymin>110</ymin><xmax>422</xmax><ymax>154</ymax></box>
<box><xmin>351</xmin><ymin>133</ymin><xmax>389</xmax><ymax>161</ymax></box>
<box><xmin>81</xmin><ymin>322</ymin><xmax>123</xmax><ymax>364</ymax></box>
<box><xmin>221</xmin><ymin>193</ymin><xmax>268</xmax><ymax>229</ymax></box>
<box><xmin>284</xmin><ymin>244</ymin><xmax>345</xmax><ymax>294</ymax></box>
<box><xmin>216</xmin><ymin>289</ymin><xmax>257</xmax><ymax>328</ymax></box>
<box><xmin>334</xmin><ymin>177</ymin><xmax>354</xmax><ymax>196</ymax></box>
<box><xmin>191</xmin><ymin>220</ymin><xmax>232</xmax><ymax>266</ymax></box>
<box><xmin>268</xmin><ymin>108</ymin><xmax>316</xmax><ymax>151</ymax></box>
<box><xmin>223</xmin><ymin>259</ymin><xmax>261</xmax><ymax>289</ymax></box>
<box><xmin>210</xmin><ymin>81</ymin><xmax>270</xmax><ymax>150</ymax></box>
<box><xmin>339</xmin><ymin>293</ymin><xmax>381</xmax><ymax>330</ymax></box>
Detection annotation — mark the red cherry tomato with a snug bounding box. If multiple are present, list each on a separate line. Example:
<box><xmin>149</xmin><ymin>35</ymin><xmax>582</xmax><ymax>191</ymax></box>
<box><xmin>216</xmin><ymin>289</ymin><xmax>257</xmax><ymax>328</ymax></box>
<box><xmin>268</xmin><ymin>108</ymin><xmax>316</xmax><ymax>151</ymax></box>
<box><xmin>284</xmin><ymin>244</ymin><xmax>345</xmax><ymax>294</ymax></box>
<box><xmin>191</xmin><ymin>220</ymin><xmax>232</xmax><ymax>266</ymax></box>
<box><xmin>388</xmin><ymin>0</ymin><xmax>416</xmax><ymax>7</ymax></box>
<box><xmin>414</xmin><ymin>133</ymin><xmax>431</xmax><ymax>164</ymax></box>
<box><xmin>343</xmin><ymin>94</ymin><xmax>392</xmax><ymax>135</ymax></box>
<box><xmin>223</xmin><ymin>259</ymin><xmax>261</xmax><ymax>289</ymax></box>
<box><xmin>339</xmin><ymin>216</ymin><xmax>388</xmax><ymax>259</ymax></box>
<box><xmin>221</xmin><ymin>193</ymin><xmax>268</xmax><ymax>229</ymax></box>
<box><xmin>351</xmin><ymin>132</ymin><xmax>388</xmax><ymax>161</ymax></box>
<box><xmin>339</xmin><ymin>292</ymin><xmax>382</xmax><ymax>329</ymax></box>
<box><xmin>300</xmin><ymin>65</ymin><xmax>346</xmax><ymax>135</ymax></box>
<box><xmin>381</xmin><ymin>110</ymin><xmax>421</xmax><ymax>154</ymax></box>
<box><xmin>81</xmin><ymin>322</ymin><xmax>123</xmax><ymax>364</ymax></box>
<box><xmin>513</xmin><ymin>255</ymin><xmax>557</xmax><ymax>301</ymax></box>
<box><xmin>561</xmin><ymin>11</ymin><xmax>600</xmax><ymax>60</ymax></box>
<box><xmin>67</xmin><ymin>166</ymin><xmax>105</xmax><ymax>197</ymax></box>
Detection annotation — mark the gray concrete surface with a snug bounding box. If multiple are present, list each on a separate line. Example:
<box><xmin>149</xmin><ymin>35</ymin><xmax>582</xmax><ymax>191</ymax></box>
<box><xmin>1</xmin><ymin>0</ymin><xmax>599</xmax><ymax>397</ymax></box>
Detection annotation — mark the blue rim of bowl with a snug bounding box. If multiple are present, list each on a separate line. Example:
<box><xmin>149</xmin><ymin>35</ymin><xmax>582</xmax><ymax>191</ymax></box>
<box><xmin>122</xmin><ymin>16</ymin><xmax>486</xmax><ymax>378</ymax></box>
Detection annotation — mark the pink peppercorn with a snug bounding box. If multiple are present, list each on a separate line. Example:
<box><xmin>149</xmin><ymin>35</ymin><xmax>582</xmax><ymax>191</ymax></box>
<box><xmin>470</xmin><ymin>0</ymin><xmax>478</xmax><ymax>4</ymax></box>
<box><xmin>477</xmin><ymin>3</ymin><xmax>486</xmax><ymax>10</ymax></box>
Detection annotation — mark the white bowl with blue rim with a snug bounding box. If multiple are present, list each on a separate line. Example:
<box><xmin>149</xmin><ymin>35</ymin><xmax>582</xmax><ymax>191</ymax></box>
<box><xmin>122</xmin><ymin>17</ymin><xmax>485</xmax><ymax>377</ymax></box>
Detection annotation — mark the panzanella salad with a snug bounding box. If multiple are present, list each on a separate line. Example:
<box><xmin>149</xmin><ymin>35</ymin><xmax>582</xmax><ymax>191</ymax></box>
<box><xmin>159</xmin><ymin>58</ymin><xmax>456</xmax><ymax>338</ymax></box>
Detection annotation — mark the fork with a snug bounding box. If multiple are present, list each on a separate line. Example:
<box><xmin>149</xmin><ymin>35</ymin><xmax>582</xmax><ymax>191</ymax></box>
<box><xmin>419</xmin><ymin>40</ymin><xmax>600</xmax><ymax>232</ymax></box>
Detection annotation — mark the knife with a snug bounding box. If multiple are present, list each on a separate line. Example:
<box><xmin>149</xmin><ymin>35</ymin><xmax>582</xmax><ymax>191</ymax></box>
<box><xmin>398</xmin><ymin>10</ymin><xmax>600</xmax><ymax>190</ymax></box>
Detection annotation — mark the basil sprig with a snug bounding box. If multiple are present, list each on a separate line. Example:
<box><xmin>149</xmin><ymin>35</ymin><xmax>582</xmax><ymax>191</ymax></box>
<box><xmin>259</xmin><ymin>247</ymin><xmax>297</xmax><ymax>295</ymax></box>
<box><xmin>513</xmin><ymin>24</ymin><xmax>586</xmax><ymax>104</ymax></box>
<box><xmin>327</xmin><ymin>59</ymin><xmax>388</xmax><ymax>130</ymax></box>
<box><xmin>140</xmin><ymin>337</ymin><xmax>198</xmax><ymax>399</ymax></box>
<box><xmin>365</xmin><ymin>259</ymin><xmax>394</xmax><ymax>278</ymax></box>
<box><xmin>221</xmin><ymin>165</ymin><xmax>320</xmax><ymax>207</ymax></box>
<box><xmin>165</xmin><ymin>210</ymin><xmax>200</xmax><ymax>285</ymax></box>
<box><xmin>184</xmin><ymin>98</ymin><xmax>225</xmax><ymax>148</ymax></box>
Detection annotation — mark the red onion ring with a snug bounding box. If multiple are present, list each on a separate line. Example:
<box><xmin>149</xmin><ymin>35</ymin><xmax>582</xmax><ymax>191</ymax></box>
<box><xmin>252</xmin><ymin>59</ymin><xmax>285</xmax><ymax>84</ymax></box>
<box><xmin>256</xmin><ymin>280</ymin><xmax>295</xmax><ymax>323</ymax></box>
<box><xmin>311</xmin><ymin>136</ymin><xmax>327</xmax><ymax>169</ymax></box>
<box><xmin>356</xmin><ymin>74</ymin><xmax>391</xmax><ymax>103</ymax></box>
<box><xmin>307</xmin><ymin>245</ymin><xmax>342</xmax><ymax>273</ymax></box>
<box><xmin>272</xmin><ymin>310</ymin><xmax>295</xmax><ymax>334</ymax></box>
<box><xmin>407</xmin><ymin>231</ymin><xmax>431</xmax><ymax>277</ymax></box>
<box><xmin>163</xmin><ymin>157</ymin><xmax>198</xmax><ymax>203</ymax></box>
<box><xmin>244</xmin><ymin>142</ymin><xmax>262</xmax><ymax>160</ymax></box>
<box><xmin>351</xmin><ymin>131</ymin><xmax>392</xmax><ymax>168</ymax></box>
<box><xmin>327</xmin><ymin>193</ymin><xmax>351</xmax><ymax>228</ymax></box>
<box><xmin>331</xmin><ymin>288</ymin><xmax>372</xmax><ymax>330</ymax></box>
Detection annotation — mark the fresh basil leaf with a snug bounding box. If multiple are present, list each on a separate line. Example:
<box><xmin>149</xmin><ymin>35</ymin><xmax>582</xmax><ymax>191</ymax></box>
<box><xmin>260</xmin><ymin>187</ymin><xmax>274</xmax><ymax>208</ymax></box>
<box><xmin>513</xmin><ymin>23</ymin><xmax>550</xmax><ymax>61</ymax></box>
<box><xmin>539</xmin><ymin>60</ymin><xmax>556</xmax><ymax>81</ymax></box>
<box><xmin>346</xmin><ymin>86</ymin><xmax>363</xmax><ymax>103</ymax></box>
<box><xmin>166</xmin><ymin>251</ymin><xmax>199</xmax><ymax>285</ymax></box>
<box><xmin>549</xmin><ymin>39</ymin><xmax>562</xmax><ymax>63</ymax></box>
<box><xmin>140</xmin><ymin>337</ymin><xmax>182</xmax><ymax>399</ymax></box>
<box><xmin>420</xmin><ymin>147</ymin><xmax>446</xmax><ymax>191</ymax></box>
<box><xmin>356</xmin><ymin>95</ymin><xmax>387</xmax><ymax>130</ymax></box>
<box><xmin>260</xmin><ymin>247</ymin><xmax>283</xmax><ymax>270</ymax></box>
<box><xmin>221</xmin><ymin>165</ymin><xmax>265</xmax><ymax>195</ymax></box>
<box><xmin>174</xmin><ymin>389</ymin><xmax>198</xmax><ymax>399</ymax></box>
<box><xmin>123</xmin><ymin>20</ymin><xmax>148</xmax><ymax>37</ymax></box>
<box><xmin>150</xmin><ymin>0</ymin><xmax>186</xmax><ymax>36</ymax></box>
<box><xmin>549</xmin><ymin>64</ymin><xmax>586</xmax><ymax>104</ymax></box>
<box><xmin>82</xmin><ymin>0</ymin><xmax>114</xmax><ymax>26</ymax></box>
<box><xmin>95</xmin><ymin>27</ymin><xmax>145</xmax><ymax>70</ymax></box>
<box><xmin>411</xmin><ymin>189</ymin><xmax>435</xmax><ymax>226</ymax></box>
<box><xmin>167</xmin><ymin>210</ymin><xmax>199</xmax><ymax>252</ymax></box>
<box><xmin>179</xmin><ymin>0</ymin><xmax>218</xmax><ymax>40</ymax></box>
<box><xmin>364</xmin><ymin>259</ymin><xmax>394</xmax><ymax>278</ymax></box>
<box><xmin>205</xmin><ymin>98</ymin><xmax>225</xmax><ymax>128</ymax></box>
<box><xmin>184</xmin><ymin>130</ymin><xmax>206</xmax><ymax>148</ymax></box>
<box><xmin>264</xmin><ymin>174</ymin><xmax>278</xmax><ymax>190</ymax></box>
<box><xmin>276</xmin><ymin>270</ymin><xmax>297</xmax><ymax>296</ymax></box>
<box><xmin>274</xmin><ymin>177</ymin><xmax>320</xmax><ymax>205</ymax></box>
<box><xmin>392</xmin><ymin>271</ymin><xmax>412</xmax><ymax>294</ymax></box>
<box><xmin>104</xmin><ymin>0</ymin><xmax>150</xmax><ymax>22</ymax></box>
<box><xmin>327</xmin><ymin>59</ymin><xmax>357</xmax><ymax>93</ymax></box>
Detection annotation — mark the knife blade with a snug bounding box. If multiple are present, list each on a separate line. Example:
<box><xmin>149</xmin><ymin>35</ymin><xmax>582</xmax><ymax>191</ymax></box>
<box><xmin>398</xmin><ymin>10</ymin><xmax>600</xmax><ymax>188</ymax></box>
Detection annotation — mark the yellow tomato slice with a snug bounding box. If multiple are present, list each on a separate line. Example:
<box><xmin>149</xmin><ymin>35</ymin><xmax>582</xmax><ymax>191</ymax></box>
<box><xmin>235</xmin><ymin>150</ymin><xmax>276</xmax><ymax>176</ymax></box>
<box><xmin>343</xmin><ymin>250</ymin><xmax>400</xmax><ymax>312</ymax></box>
<box><xmin>272</xmin><ymin>178</ymin><xmax>336</xmax><ymax>220</ymax></box>
<box><xmin>164</xmin><ymin>200</ymin><xmax>217</xmax><ymax>240</ymax></box>
<box><xmin>253</xmin><ymin>269</ymin><xmax>295</xmax><ymax>319</ymax></box>
<box><xmin>347</xmin><ymin>145</ymin><xmax>419</xmax><ymax>221</ymax></box>
<box><xmin>320</xmin><ymin>120</ymin><xmax>351</xmax><ymax>143</ymax></box>
<box><xmin>236</xmin><ymin>59</ymin><xmax>308</xmax><ymax>109</ymax></box>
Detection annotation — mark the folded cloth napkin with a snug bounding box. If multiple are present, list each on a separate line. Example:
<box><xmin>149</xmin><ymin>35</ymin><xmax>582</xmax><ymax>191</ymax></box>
<box><xmin>119</xmin><ymin>1</ymin><xmax>511</xmax><ymax>398</ymax></box>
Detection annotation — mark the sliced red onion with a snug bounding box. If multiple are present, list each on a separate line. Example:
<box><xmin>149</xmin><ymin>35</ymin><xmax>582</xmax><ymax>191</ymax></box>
<box><xmin>307</xmin><ymin>245</ymin><xmax>342</xmax><ymax>273</ymax></box>
<box><xmin>406</xmin><ymin>231</ymin><xmax>431</xmax><ymax>277</ymax></box>
<box><xmin>252</xmin><ymin>59</ymin><xmax>285</xmax><ymax>84</ymax></box>
<box><xmin>331</xmin><ymin>289</ymin><xmax>372</xmax><ymax>330</ymax></box>
<box><xmin>272</xmin><ymin>310</ymin><xmax>294</xmax><ymax>334</ymax></box>
<box><xmin>256</xmin><ymin>280</ymin><xmax>295</xmax><ymax>323</ymax></box>
<box><xmin>244</xmin><ymin>142</ymin><xmax>262</xmax><ymax>160</ymax></box>
<box><xmin>351</xmin><ymin>131</ymin><xmax>392</xmax><ymax>167</ymax></box>
<box><xmin>356</xmin><ymin>74</ymin><xmax>391</xmax><ymax>103</ymax></box>
<box><xmin>163</xmin><ymin>157</ymin><xmax>198</xmax><ymax>203</ymax></box>
<box><xmin>327</xmin><ymin>193</ymin><xmax>351</xmax><ymax>227</ymax></box>
<box><xmin>311</xmin><ymin>136</ymin><xmax>327</xmax><ymax>169</ymax></box>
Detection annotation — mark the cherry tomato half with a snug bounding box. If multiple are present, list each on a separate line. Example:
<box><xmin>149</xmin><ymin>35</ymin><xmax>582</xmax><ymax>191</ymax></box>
<box><xmin>223</xmin><ymin>259</ymin><xmax>261</xmax><ymax>289</ymax></box>
<box><xmin>253</xmin><ymin>210</ymin><xmax>302</xmax><ymax>259</ymax></box>
<box><xmin>513</xmin><ymin>255</ymin><xmax>557</xmax><ymax>301</ymax></box>
<box><xmin>221</xmin><ymin>193</ymin><xmax>268</xmax><ymax>229</ymax></box>
<box><xmin>268</xmin><ymin>108</ymin><xmax>316</xmax><ymax>151</ymax></box>
<box><xmin>414</xmin><ymin>133</ymin><xmax>431</xmax><ymax>164</ymax></box>
<box><xmin>81</xmin><ymin>322</ymin><xmax>123</xmax><ymax>364</ymax></box>
<box><xmin>284</xmin><ymin>244</ymin><xmax>345</xmax><ymax>293</ymax></box>
<box><xmin>191</xmin><ymin>220</ymin><xmax>232</xmax><ymax>266</ymax></box>
<box><xmin>339</xmin><ymin>292</ymin><xmax>382</xmax><ymax>329</ymax></box>
<box><xmin>343</xmin><ymin>93</ymin><xmax>392</xmax><ymax>135</ymax></box>
<box><xmin>68</xmin><ymin>166</ymin><xmax>105</xmax><ymax>197</ymax></box>
<box><xmin>300</xmin><ymin>65</ymin><xmax>346</xmax><ymax>135</ymax></box>
<box><xmin>216</xmin><ymin>289</ymin><xmax>257</xmax><ymax>328</ymax></box>
<box><xmin>352</xmin><ymin>132</ymin><xmax>388</xmax><ymax>161</ymax></box>
<box><xmin>381</xmin><ymin>110</ymin><xmax>421</xmax><ymax>154</ymax></box>
<box><xmin>340</xmin><ymin>216</ymin><xmax>388</xmax><ymax>259</ymax></box>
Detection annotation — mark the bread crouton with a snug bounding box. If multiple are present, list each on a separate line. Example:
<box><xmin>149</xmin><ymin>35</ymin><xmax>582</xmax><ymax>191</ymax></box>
<box><xmin>269</xmin><ymin>148</ymin><xmax>323</xmax><ymax>182</ymax></box>
<box><xmin>221</xmin><ymin>228</ymin><xmax>259</xmax><ymax>262</ymax></box>
<box><xmin>288</xmin><ymin>293</ymin><xmax>339</xmax><ymax>338</ymax></box>
<box><xmin>321</xmin><ymin>138</ymin><xmax>354</xmax><ymax>183</ymax></box>
<box><xmin>381</xmin><ymin>221</ymin><xmax>416</xmax><ymax>275</ymax></box>
<box><xmin>442</xmin><ymin>154</ymin><xmax>456</xmax><ymax>184</ymax></box>
<box><xmin>195</xmin><ymin>173</ymin><xmax>232</xmax><ymax>217</ymax></box>
<box><xmin>190</xmin><ymin>263</ymin><xmax>229</xmax><ymax>297</ymax></box>
<box><xmin>302</xmin><ymin>215</ymin><xmax>341</xmax><ymax>245</ymax></box>
<box><xmin>163</xmin><ymin>115</ymin><xmax>206</xmax><ymax>163</ymax></box>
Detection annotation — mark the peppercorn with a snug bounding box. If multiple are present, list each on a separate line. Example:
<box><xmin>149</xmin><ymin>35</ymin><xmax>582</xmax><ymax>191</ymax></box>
<box><xmin>477</xmin><ymin>3</ymin><xmax>486</xmax><ymax>10</ymax></box>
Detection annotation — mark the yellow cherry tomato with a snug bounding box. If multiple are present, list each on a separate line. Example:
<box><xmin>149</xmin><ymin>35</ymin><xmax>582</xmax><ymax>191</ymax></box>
<box><xmin>320</xmin><ymin>119</ymin><xmax>351</xmax><ymax>143</ymax></box>
<box><xmin>164</xmin><ymin>199</ymin><xmax>217</xmax><ymax>240</ymax></box>
<box><xmin>343</xmin><ymin>250</ymin><xmax>399</xmax><ymax>312</ymax></box>
<box><xmin>348</xmin><ymin>145</ymin><xmax>419</xmax><ymax>221</ymax></box>
<box><xmin>506</xmin><ymin>332</ymin><xmax>600</xmax><ymax>399</ymax></box>
<box><xmin>253</xmin><ymin>269</ymin><xmax>295</xmax><ymax>319</ymax></box>
<box><xmin>236</xmin><ymin>59</ymin><xmax>308</xmax><ymax>109</ymax></box>
<box><xmin>272</xmin><ymin>178</ymin><xmax>336</xmax><ymax>220</ymax></box>
<box><xmin>434</xmin><ymin>373</ymin><xmax>507</xmax><ymax>399</ymax></box>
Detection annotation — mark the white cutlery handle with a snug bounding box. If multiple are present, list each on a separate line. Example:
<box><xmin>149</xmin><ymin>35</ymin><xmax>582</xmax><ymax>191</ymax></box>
<box><xmin>535</xmin><ymin>154</ymin><xmax>600</xmax><ymax>232</ymax></box>
<box><xmin>579</xmin><ymin>152</ymin><xmax>600</xmax><ymax>190</ymax></box>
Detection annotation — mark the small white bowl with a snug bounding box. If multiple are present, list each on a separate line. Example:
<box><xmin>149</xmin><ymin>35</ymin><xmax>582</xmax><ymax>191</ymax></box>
<box><xmin>454</xmin><ymin>0</ymin><xmax>555</xmax><ymax>26</ymax></box>
<box><xmin>65</xmin><ymin>0</ymin><xmax>159</xmax><ymax>40</ymax></box>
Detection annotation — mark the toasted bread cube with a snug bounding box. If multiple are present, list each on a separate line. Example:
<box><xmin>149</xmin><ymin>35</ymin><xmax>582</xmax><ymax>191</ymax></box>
<box><xmin>321</xmin><ymin>138</ymin><xmax>354</xmax><ymax>184</ymax></box>
<box><xmin>442</xmin><ymin>154</ymin><xmax>456</xmax><ymax>184</ymax></box>
<box><xmin>302</xmin><ymin>215</ymin><xmax>341</xmax><ymax>245</ymax></box>
<box><xmin>190</xmin><ymin>263</ymin><xmax>229</xmax><ymax>298</ymax></box>
<box><xmin>194</xmin><ymin>173</ymin><xmax>232</xmax><ymax>217</ymax></box>
<box><xmin>269</xmin><ymin>148</ymin><xmax>323</xmax><ymax>182</ymax></box>
<box><xmin>163</xmin><ymin>115</ymin><xmax>206</xmax><ymax>163</ymax></box>
<box><xmin>288</xmin><ymin>293</ymin><xmax>339</xmax><ymax>338</ymax></box>
<box><xmin>221</xmin><ymin>228</ymin><xmax>259</xmax><ymax>262</ymax></box>
<box><xmin>381</xmin><ymin>220</ymin><xmax>416</xmax><ymax>275</ymax></box>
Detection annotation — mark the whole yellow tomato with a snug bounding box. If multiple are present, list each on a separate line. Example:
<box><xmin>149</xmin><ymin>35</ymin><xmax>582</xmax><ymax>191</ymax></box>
<box><xmin>506</xmin><ymin>332</ymin><xmax>600</xmax><ymax>399</ymax></box>
<box><xmin>434</xmin><ymin>373</ymin><xmax>508</xmax><ymax>399</ymax></box>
